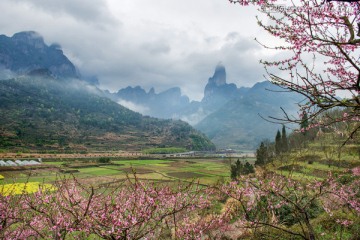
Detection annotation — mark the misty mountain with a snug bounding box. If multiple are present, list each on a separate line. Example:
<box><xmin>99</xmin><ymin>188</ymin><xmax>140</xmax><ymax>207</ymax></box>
<box><xmin>0</xmin><ymin>75</ymin><xmax>215</xmax><ymax>152</ymax></box>
<box><xmin>0</xmin><ymin>30</ymin><xmax>300</xmax><ymax>151</ymax></box>
<box><xmin>0</xmin><ymin>31</ymin><xmax>100</xmax><ymax>85</ymax></box>
<box><xmin>202</xmin><ymin>63</ymin><xmax>242</xmax><ymax>109</ymax></box>
<box><xmin>0</xmin><ymin>31</ymin><xmax>215</xmax><ymax>152</ymax></box>
<box><xmin>0</xmin><ymin>31</ymin><xmax>79</xmax><ymax>79</ymax></box>
<box><xmin>196</xmin><ymin>81</ymin><xmax>301</xmax><ymax>150</ymax></box>
<box><xmin>113</xmin><ymin>63</ymin><xmax>247</xmax><ymax>123</ymax></box>
<box><xmin>113</xmin><ymin>64</ymin><xmax>301</xmax><ymax>150</ymax></box>
<box><xmin>115</xmin><ymin>86</ymin><xmax>190</xmax><ymax>119</ymax></box>
<box><xmin>177</xmin><ymin>63</ymin><xmax>252</xmax><ymax>125</ymax></box>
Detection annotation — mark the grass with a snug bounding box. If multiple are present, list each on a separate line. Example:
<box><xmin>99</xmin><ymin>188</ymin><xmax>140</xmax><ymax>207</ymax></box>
<box><xmin>268</xmin><ymin>145</ymin><xmax>358</xmax><ymax>182</ymax></box>
<box><xmin>167</xmin><ymin>172</ymin><xmax>206</xmax><ymax>179</ymax></box>
<box><xmin>77</xmin><ymin>167</ymin><xmax>120</xmax><ymax>176</ymax></box>
<box><xmin>135</xmin><ymin>172</ymin><xmax>171</xmax><ymax>181</ymax></box>
<box><xmin>275</xmin><ymin>170</ymin><xmax>324</xmax><ymax>181</ymax></box>
<box><xmin>112</xmin><ymin>159</ymin><xmax>172</xmax><ymax>165</ymax></box>
<box><xmin>297</xmin><ymin>161</ymin><xmax>345</xmax><ymax>171</ymax></box>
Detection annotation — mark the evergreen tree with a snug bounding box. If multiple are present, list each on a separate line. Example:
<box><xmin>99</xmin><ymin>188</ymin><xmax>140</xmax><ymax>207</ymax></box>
<box><xmin>230</xmin><ymin>164</ymin><xmax>238</xmax><ymax>180</ymax></box>
<box><xmin>231</xmin><ymin>159</ymin><xmax>253</xmax><ymax>178</ymax></box>
<box><xmin>300</xmin><ymin>111</ymin><xmax>309</xmax><ymax>135</ymax></box>
<box><xmin>255</xmin><ymin>142</ymin><xmax>267</xmax><ymax>166</ymax></box>
<box><xmin>281</xmin><ymin>125</ymin><xmax>288</xmax><ymax>152</ymax></box>
<box><xmin>275</xmin><ymin>130</ymin><xmax>282</xmax><ymax>155</ymax></box>
<box><xmin>230</xmin><ymin>159</ymin><xmax>244</xmax><ymax>180</ymax></box>
<box><xmin>244</xmin><ymin>161</ymin><xmax>255</xmax><ymax>174</ymax></box>
<box><xmin>235</xmin><ymin>159</ymin><xmax>243</xmax><ymax>174</ymax></box>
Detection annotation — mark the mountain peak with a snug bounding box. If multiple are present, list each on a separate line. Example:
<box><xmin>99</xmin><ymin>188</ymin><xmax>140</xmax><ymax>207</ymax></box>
<box><xmin>203</xmin><ymin>63</ymin><xmax>237</xmax><ymax>104</ymax></box>
<box><xmin>209</xmin><ymin>62</ymin><xmax>226</xmax><ymax>86</ymax></box>
<box><xmin>148</xmin><ymin>87</ymin><xmax>155</xmax><ymax>95</ymax></box>
<box><xmin>12</xmin><ymin>31</ymin><xmax>45</xmax><ymax>48</ymax></box>
<box><xmin>0</xmin><ymin>31</ymin><xmax>79</xmax><ymax>80</ymax></box>
<box><xmin>13</xmin><ymin>31</ymin><xmax>42</xmax><ymax>40</ymax></box>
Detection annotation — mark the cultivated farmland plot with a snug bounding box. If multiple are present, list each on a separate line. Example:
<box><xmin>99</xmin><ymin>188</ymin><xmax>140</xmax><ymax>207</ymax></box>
<box><xmin>0</xmin><ymin>157</ymin><xmax>254</xmax><ymax>186</ymax></box>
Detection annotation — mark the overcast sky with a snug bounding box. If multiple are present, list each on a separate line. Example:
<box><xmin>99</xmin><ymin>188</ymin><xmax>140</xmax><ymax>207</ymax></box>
<box><xmin>0</xmin><ymin>0</ymin><xmax>274</xmax><ymax>101</ymax></box>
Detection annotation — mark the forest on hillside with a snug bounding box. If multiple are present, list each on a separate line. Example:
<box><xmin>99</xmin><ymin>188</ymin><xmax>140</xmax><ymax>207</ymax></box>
<box><xmin>0</xmin><ymin>76</ymin><xmax>215</xmax><ymax>152</ymax></box>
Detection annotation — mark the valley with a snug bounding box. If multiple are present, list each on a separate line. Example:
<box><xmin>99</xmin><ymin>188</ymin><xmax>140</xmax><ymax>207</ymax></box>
<box><xmin>1</xmin><ymin>128</ymin><xmax>359</xmax><ymax>239</ymax></box>
<box><xmin>0</xmin><ymin>28</ymin><xmax>359</xmax><ymax>239</ymax></box>
<box><xmin>0</xmin><ymin>157</ymin><xmax>240</xmax><ymax>186</ymax></box>
<box><xmin>113</xmin><ymin>64</ymin><xmax>302</xmax><ymax>150</ymax></box>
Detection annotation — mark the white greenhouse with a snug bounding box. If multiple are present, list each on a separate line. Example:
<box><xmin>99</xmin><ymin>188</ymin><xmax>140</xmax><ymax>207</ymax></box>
<box><xmin>0</xmin><ymin>160</ymin><xmax>42</xmax><ymax>167</ymax></box>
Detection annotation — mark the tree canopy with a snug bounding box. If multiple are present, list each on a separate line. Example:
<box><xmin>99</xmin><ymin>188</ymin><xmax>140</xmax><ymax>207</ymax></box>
<box><xmin>229</xmin><ymin>0</ymin><xmax>360</xmax><ymax>140</ymax></box>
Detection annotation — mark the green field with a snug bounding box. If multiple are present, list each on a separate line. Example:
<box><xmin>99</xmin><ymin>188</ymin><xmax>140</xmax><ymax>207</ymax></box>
<box><xmin>0</xmin><ymin>158</ymin><xmax>245</xmax><ymax>186</ymax></box>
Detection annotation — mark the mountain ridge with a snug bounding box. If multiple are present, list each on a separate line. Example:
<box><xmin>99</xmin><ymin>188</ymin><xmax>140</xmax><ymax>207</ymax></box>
<box><xmin>113</xmin><ymin>66</ymin><xmax>301</xmax><ymax>150</ymax></box>
<box><xmin>0</xmin><ymin>31</ymin><xmax>215</xmax><ymax>152</ymax></box>
<box><xmin>0</xmin><ymin>75</ymin><xmax>215</xmax><ymax>152</ymax></box>
<box><xmin>195</xmin><ymin>81</ymin><xmax>301</xmax><ymax>150</ymax></box>
<box><xmin>0</xmin><ymin>31</ymin><xmax>79</xmax><ymax>79</ymax></box>
<box><xmin>0</xmin><ymin>31</ymin><xmax>301</xmax><ymax>151</ymax></box>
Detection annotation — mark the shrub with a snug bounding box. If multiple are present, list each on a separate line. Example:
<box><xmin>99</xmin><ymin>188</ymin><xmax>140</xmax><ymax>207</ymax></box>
<box><xmin>97</xmin><ymin>157</ymin><xmax>111</xmax><ymax>163</ymax></box>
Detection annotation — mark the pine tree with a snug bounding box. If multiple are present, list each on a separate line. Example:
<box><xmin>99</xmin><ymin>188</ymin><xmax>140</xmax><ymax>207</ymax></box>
<box><xmin>300</xmin><ymin>111</ymin><xmax>309</xmax><ymax>135</ymax></box>
<box><xmin>230</xmin><ymin>159</ymin><xmax>244</xmax><ymax>180</ymax></box>
<box><xmin>244</xmin><ymin>161</ymin><xmax>255</xmax><ymax>174</ymax></box>
<box><xmin>255</xmin><ymin>142</ymin><xmax>267</xmax><ymax>166</ymax></box>
<box><xmin>281</xmin><ymin>125</ymin><xmax>288</xmax><ymax>152</ymax></box>
<box><xmin>230</xmin><ymin>164</ymin><xmax>238</xmax><ymax>180</ymax></box>
<box><xmin>231</xmin><ymin>160</ymin><xmax>254</xmax><ymax>177</ymax></box>
<box><xmin>235</xmin><ymin>159</ymin><xmax>243</xmax><ymax>174</ymax></box>
<box><xmin>275</xmin><ymin>130</ymin><xmax>282</xmax><ymax>155</ymax></box>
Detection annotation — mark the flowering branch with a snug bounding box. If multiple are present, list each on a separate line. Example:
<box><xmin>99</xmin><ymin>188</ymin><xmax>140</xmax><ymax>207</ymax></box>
<box><xmin>229</xmin><ymin>0</ymin><xmax>360</xmax><ymax>139</ymax></box>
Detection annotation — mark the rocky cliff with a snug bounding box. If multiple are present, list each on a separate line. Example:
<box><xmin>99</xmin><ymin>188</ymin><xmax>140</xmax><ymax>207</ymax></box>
<box><xmin>0</xmin><ymin>31</ymin><xmax>79</xmax><ymax>79</ymax></box>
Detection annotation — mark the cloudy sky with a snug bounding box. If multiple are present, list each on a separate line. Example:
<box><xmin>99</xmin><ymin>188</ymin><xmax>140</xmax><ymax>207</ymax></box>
<box><xmin>0</xmin><ymin>0</ymin><xmax>273</xmax><ymax>101</ymax></box>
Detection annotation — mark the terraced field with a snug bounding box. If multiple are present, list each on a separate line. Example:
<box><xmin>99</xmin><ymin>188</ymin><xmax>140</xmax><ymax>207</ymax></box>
<box><xmin>271</xmin><ymin>151</ymin><xmax>359</xmax><ymax>182</ymax></box>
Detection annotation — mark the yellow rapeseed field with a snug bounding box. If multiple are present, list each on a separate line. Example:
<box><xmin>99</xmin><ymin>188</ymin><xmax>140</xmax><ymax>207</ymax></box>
<box><xmin>0</xmin><ymin>182</ymin><xmax>55</xmax><ymax>196</ymax></box>
<box><xmin>0</xmin><ymin>174</ymin><xmax>4</xmax><ymax>180</ymax></box>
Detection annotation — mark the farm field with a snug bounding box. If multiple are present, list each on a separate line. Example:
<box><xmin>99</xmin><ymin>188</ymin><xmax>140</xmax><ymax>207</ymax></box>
<box><xmin>0</xmin><ymin>157</ymin><xmax>255</xmax><ymax>186</ymax></box>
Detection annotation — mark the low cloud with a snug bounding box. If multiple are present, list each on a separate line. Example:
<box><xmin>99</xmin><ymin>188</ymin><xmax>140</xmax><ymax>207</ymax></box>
<box><xmin>0</xmin><ymin>0</ymin><xmax>272</xmax><ymax>101</ymax></box>
<box><xmin>180</xmin><ymin>107</ymin><xmax>209</xmax><ymax>125</ymax></box>
<box><xmin>141</xmin><ymin>40</ymin><xmax>171</xmax><ymax>55</ymax></box>
<box><xmin>13</xmin><ymin>0</ymin><xmax>118</xmax><ymax>27</ymax></box>
<box><xmin>117</xmin><ymin>99</ymin><xmax>150</xmax><ymax>115</ymax></box>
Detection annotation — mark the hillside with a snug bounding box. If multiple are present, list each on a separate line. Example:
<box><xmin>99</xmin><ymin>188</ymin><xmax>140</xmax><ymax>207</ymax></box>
<box><xmin>0</xmin><ymin>75</ymin><xmax>215</xmax><ymax>152</ymax></box>
<box><xmin>224</xmin><ymin>122</ymin><xmax>360</xmax><ymax>239</ymax></box>
<box><xmin>196</xmin><ymin>81</ymin><xmax>301</xmax><ymax>150</ymax></box>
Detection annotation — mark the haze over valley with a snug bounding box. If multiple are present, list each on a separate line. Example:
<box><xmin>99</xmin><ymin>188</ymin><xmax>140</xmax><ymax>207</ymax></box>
<box><xmin>0</xmin><ymin>32</ymin><xmax>300</xmax><ymax>150</ymax></box>
<box><xmin>0</xmin><ymin>31</ymin><xmax>300</xmax><ymax>151</ymax></box>
<box><xmin>0</xmin><ymin>31</ymin><xmax>215</xmax><ymax>152</ymax></box>
<box><xmin>112</xmin><ymin>63</ymin><xmax>301</xmax><ymax>150</ymax></box>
